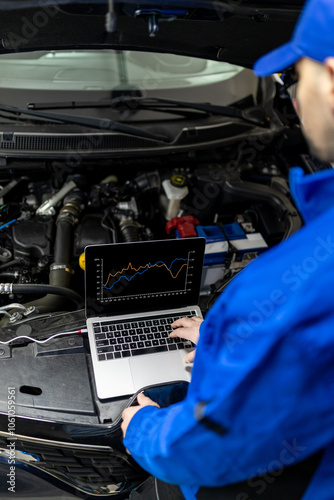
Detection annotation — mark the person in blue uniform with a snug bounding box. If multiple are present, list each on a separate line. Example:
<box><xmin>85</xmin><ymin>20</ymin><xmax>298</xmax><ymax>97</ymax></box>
<box><xmin>121</xmin><ymin>0</ymin><xmax>334</xmax><ymax>498</ymax></box>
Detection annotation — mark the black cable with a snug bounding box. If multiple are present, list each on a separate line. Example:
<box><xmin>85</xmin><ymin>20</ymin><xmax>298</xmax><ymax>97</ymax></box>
<box><xmin>9</xmin><ymin>308</ymin><xmax>85</xmax><ymax>327</ymax></box>
<box><xmin>217</xmin><ymin>222</ymin><xmax>238</xmax><ymax>269</ymax></box>
<box><xmin>0</xmin><ymin>259</ymin><xmax>22</xmax><ymax>271</ymax></box>
<box><xmin>101</xmin><ymin>213</ymin><xmax>118</xmax><ymax>242</ymax></box>
<box><xmin>11</xmin><ymin>284</ymin><xmax>83</xmax><ymax>307</ymax></box>
<box><xmin>206</xmin><ymin>270</ymin><xmax>241</xmax><ymax>310</ymax></box>
<box><xmin>282</xmin><ymin>211</ymin><xmax>296</xmax><ymax>240</ymax></box>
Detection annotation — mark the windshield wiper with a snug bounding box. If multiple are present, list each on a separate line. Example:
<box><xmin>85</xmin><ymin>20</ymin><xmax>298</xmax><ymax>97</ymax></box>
<box><xmin>0</xmin><ymin>103</ymin><xmax>169</xmax><ymax>142</ymax></box>
<box><xmin>27</xmin><ymin>97</ymin><xmax>269</xmax><ymax>127</ymax></box>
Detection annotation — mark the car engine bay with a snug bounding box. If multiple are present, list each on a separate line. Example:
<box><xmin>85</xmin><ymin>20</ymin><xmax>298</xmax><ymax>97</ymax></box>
<box><xmin>0</xmin><ymin>146</ymin><xmax>303</xmax><ymax>319</ymax></box>
<box><xmin>0</xmin><ymin>140</ymin><xmax>311</xmax><ymax>497</ymax></box>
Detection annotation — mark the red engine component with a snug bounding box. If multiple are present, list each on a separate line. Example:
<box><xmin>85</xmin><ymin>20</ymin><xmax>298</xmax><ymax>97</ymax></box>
<box><xmin>166</xmin><ymin>216</ymin><xmax>200</xmax><ymax>238</ymax></box>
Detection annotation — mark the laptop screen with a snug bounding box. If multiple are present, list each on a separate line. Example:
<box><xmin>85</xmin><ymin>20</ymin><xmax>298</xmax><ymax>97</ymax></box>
<box><xmin>85</xmin><ymin>238</ymin><xmax>205</xmax><ymax>318</ymax></box>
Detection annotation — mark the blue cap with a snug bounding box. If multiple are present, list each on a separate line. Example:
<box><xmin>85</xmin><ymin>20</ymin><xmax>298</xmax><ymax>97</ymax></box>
<box><xmin>254</xmin><ymin>0</ymin><xmax>334</xmax><ymax>77</ymax></box>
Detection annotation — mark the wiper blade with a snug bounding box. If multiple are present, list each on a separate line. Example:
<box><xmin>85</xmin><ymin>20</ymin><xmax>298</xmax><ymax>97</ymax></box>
<box><xmin>0</xmin><ymin>104</ymin><xmax>168</xmax><ymax>143</ymax></box>
<box><xmin>27</xmin><ymin>100</ymin><xmax>118</xmax><ymax>111</ymax></box>
<box><xmin>28</xmin><ymin>98</ymin><xmax>205</xmax><ymax>119</ymax></box>
<box><xmin>27</xmin><ymin>97</ymin><xmax>269</xmax><ymax>126</ymax></box>
<box><xmin>140</xmin><ymin>98</ymin><xmax>268</xmax><ymax>126</ymax></box>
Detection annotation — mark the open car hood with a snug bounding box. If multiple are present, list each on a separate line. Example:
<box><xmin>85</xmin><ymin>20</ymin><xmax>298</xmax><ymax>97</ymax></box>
<box><xmin>2</xmin><ymin>3</ymin><xmax>325</xmax><ymax>500</ymax></box>
<box><xmin>0</xmin><ymin>0</ymin><xmax>305</xmax><ymax>68</ymax></box>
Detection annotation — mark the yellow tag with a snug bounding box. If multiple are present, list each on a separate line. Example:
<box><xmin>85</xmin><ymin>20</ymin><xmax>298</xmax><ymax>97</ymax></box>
<box><xmin>79</xmin><ymin>253</ymin><xmax>85</xmax><ymax>270</ymax></box>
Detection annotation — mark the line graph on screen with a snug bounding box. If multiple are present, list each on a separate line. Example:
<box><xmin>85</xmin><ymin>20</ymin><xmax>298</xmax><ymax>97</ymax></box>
<box><xmin>103</xmin><ymin>257</ymin><xmax>188</xmax><ymax>290</ymax></box>
<box><xmin>94</xmin><ymin>251</ymin><xmax>197</xmax><ymax>302</ymax></box>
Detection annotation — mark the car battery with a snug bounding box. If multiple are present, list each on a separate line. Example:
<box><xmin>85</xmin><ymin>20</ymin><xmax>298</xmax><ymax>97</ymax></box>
<box><xmin>197</xmin><ymin>223</ymin><xmax>267</xmax><ymax>263</ymax></box>
<box><xmin>171</xmin><ymin>218</ymin><xmax>268</xmax><ymax>292</ymax></box>
<box><xmin>196</xmin><ymin>223</ymin><xmax>268</xmax><ymax>291</ymax></box>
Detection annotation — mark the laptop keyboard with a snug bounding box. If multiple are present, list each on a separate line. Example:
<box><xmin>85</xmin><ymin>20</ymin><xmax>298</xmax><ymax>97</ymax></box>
<box><xmin>93</xmin><ymin>311</ymin><xmax>197</xmax><ymax>361</ymax></box>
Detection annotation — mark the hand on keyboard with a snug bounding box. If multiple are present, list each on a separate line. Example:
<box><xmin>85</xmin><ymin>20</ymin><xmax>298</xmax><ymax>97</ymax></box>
<box><xmin>171</xmin><ymin>316</ymin><xmax>203</xmax><ymax>364</ymax></box>
<box><xmin>94</xmin><ymin>312</ymin><xmax>199</xmax><ymax>361</ymax></box>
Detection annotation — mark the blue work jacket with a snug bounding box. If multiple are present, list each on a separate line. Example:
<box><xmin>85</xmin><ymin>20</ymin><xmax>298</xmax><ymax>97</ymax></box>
<box><xmin>124</xmin><ymin>166</ymin><xmax>334</xmax><ymax>500</ymax></box>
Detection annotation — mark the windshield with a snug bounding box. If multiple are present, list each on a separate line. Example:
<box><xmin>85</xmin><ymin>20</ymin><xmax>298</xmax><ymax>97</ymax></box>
<box><xmin>0</xmin><ymin>49</ymin><xmax>258</xmax><ymax>106</ymax></box>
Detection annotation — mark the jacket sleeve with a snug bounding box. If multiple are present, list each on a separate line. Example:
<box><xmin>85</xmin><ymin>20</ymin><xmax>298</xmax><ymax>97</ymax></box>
<box><xmin>123</xmin><ymin>397</ymin><xmax>233</xmax><ymax>486</ymax></box>
<box><xmin>123</xmin><ymin>311</ymin><xmax>334</xmax><ymax>487</ymax></box>
<box><xmin>124</xmin><ymin>240</ymin><xmax>334</xmax><ymax>487</ymax></box>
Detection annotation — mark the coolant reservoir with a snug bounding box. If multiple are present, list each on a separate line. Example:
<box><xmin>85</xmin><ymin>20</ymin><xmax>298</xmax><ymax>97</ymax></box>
<box><xmin>161</xmin><ymin>175</ymin><xmax>189</xmax><ymax>220</ymax></box>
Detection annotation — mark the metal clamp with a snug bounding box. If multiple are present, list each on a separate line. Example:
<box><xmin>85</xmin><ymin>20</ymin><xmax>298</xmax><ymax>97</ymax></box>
<box><xmin>50</xmin><ymin>264</ymin><xmax>72</xmax><ymax>274</ymax></box>
<box><xmin>134</xmin><ymin>9</ymin><xmax>178</xmax><ymax>37</ymax></box>
<box><xmin>36</xmin><ymin>180</ymin><xmax>77</xmax><ymax>216</ymax></box>
<box><xmin>0</xmin><ymin>283</ymin><xmax>13</xmax><ymax>294</ymax></box>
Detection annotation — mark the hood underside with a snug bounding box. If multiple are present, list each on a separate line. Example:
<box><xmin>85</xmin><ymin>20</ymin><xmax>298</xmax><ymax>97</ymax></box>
<box><xmin>0</xmin><ymin>0</ymin><xmax>305</xmax><ymax>68</ymax></box>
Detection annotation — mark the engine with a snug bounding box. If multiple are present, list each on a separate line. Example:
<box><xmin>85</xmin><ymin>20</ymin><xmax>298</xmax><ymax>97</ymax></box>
<box><xmin>0</xmin><ymin>155</ymin><xmax>301</xmax><ymax>323</ymax></box>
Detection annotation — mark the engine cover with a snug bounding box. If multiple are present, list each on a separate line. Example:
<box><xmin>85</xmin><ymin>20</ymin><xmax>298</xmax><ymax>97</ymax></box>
<box><xmin>12</xmin><ymin>218</ymin><xmax>53</xmax><ymax>260</ymax></box>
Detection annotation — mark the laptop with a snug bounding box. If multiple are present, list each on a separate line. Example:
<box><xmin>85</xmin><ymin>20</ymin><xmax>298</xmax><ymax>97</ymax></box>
<box><xmin>85</xmin><ymin>237</ymin><xmax>205</xmax><ymax>399</ymax></box>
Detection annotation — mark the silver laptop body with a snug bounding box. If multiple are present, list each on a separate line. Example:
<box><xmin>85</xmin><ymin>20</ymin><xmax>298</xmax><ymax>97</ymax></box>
<box><xmin>85</xmin><ymin>238</ymin><xmax>205</xmax><ymax>399</ymax></box>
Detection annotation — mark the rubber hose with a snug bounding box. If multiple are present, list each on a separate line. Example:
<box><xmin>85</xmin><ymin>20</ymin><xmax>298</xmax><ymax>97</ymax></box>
<box><xmin>0</xmin><ymin>259</ymin><xmax>22</xmax><ymax>271</ymax></box>
<box><xmin>54</xmin><ymin>220</ymin><xmax>73</xmax><ymax>264</ymax></box>
<box><xmin>12</xmin><ymin>284</ymin><xmax>83</xmax><ymax>307</ymax></box>
<box><xmin>120</xmin><ymin>220</ymin><xmax>140</xmax><ymax>242</ymax></box>
<box><xmin>23</xmin><ymin>196</ymin><xmax>84</xmax><ymax>313</ymax></box>
<box><xmin>23</xmin><ymin>219</ymin><xmax>74</xmax><ymax>313</ymax></box>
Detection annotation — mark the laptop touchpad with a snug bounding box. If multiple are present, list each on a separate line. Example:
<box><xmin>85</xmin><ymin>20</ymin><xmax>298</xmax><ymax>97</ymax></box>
<box><xmin>129</xmin><ymin>352</ymin><xmax>190</xmax><ymax>391</ymax></box>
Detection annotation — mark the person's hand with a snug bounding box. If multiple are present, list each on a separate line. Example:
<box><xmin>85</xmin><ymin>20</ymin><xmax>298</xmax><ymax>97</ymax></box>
<box><xmin>171</xmin><ymin>316</ymin><xmax>203</xmax><ymax>364</ymax></box>
<box><xmin>121</xmin><ymin>392</ymin><xmax>160</xmax><ymax>445</ymax></box>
